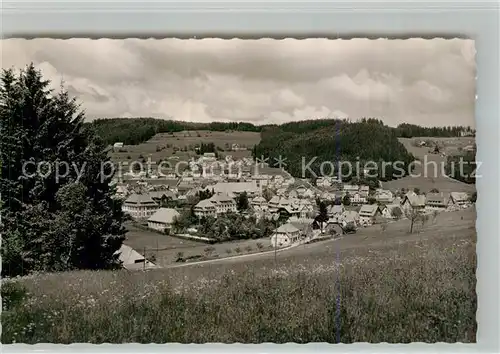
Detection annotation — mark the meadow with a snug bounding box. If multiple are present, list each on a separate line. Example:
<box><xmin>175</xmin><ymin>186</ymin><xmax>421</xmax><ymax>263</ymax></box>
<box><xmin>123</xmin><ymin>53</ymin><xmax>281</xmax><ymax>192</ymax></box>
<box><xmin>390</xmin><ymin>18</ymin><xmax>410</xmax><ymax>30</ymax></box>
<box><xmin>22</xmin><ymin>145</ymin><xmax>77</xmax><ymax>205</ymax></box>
<box><xmin>2</xmin><ymin>209</ymin><xmax>476</xmax><ymax>344</ymax></box>
<box><xmin>109</xmin><ymin>130</ymin><xmax>260</xmax><ymax>166</ymax></box>
<box><xmin>381</xmin><ymin>137</ymin><xmax>476</xmax><ymax>194</ymax></box>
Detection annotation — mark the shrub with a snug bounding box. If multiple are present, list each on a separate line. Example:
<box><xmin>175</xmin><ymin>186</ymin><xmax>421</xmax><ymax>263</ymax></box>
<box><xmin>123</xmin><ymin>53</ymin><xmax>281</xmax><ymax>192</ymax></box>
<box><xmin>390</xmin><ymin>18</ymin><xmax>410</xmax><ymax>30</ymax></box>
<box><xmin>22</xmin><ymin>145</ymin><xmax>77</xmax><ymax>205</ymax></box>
<box><xmin>204</xmin><ymin>246</ymin><xmax>216</xmax><ymax>257</ymax></box>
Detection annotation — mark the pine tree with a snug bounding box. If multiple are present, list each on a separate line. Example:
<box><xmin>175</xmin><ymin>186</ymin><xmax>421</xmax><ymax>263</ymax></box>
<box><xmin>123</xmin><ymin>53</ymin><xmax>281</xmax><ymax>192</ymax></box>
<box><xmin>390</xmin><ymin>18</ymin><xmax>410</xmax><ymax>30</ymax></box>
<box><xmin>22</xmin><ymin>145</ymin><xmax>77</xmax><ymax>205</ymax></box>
<box><xmin>0</xmin><ymin>64</ymin><xmax>126</xmax><ymax>276</ymax></box>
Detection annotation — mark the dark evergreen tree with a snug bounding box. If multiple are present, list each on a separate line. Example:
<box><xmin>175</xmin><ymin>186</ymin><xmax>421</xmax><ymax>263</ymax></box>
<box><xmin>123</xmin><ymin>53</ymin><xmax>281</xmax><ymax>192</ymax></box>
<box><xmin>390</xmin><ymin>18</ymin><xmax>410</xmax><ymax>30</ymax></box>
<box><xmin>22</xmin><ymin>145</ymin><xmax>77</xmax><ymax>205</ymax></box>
<box><xmin>314</xmin><ymin>200</ymin><xmax>329</xmax><ymax>233</ymax></box>
<box><xmin>237</xmin><ymin>192</ymin><xmax>249</xmax><ymax>212</ymax></box>
<box><xmin>0</xmin><ymin>64</ymin><xmax>126</xmax><ymax>276</ymax></box>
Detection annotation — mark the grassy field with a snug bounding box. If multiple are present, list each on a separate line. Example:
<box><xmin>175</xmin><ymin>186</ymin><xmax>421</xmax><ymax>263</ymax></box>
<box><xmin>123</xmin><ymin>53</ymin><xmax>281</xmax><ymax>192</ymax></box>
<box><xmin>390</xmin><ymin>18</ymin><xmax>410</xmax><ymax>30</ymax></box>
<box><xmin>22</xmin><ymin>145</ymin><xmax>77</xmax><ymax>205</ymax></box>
<box><xmin>124</xmin><ymin>223</ymin><xmax>275</xmax><ymax>266</ymax></box>
<box><xmin>109</xmin><ymin>130</ymin><xmax>260</xmax><ymax>166</ymax></box>
<box><xmin>2</xmin><ymin>209</ymin><xmax>476</xmax><ymax>343</ymax></box>
<box><xmin>381</xmin><ymin>137</ymin><xmax>476</xmax><ymax>194</ymax></box>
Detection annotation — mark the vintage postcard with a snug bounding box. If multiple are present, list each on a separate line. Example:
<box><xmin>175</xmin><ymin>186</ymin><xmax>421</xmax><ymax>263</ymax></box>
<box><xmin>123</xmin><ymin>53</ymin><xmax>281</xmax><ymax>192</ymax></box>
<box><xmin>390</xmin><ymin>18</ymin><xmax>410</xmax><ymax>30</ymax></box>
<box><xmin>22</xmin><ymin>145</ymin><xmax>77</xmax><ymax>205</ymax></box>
<box><xmin>1</xmin><ymin>38</ymin><xmax>476</xmax><ymax>343</ymax></box>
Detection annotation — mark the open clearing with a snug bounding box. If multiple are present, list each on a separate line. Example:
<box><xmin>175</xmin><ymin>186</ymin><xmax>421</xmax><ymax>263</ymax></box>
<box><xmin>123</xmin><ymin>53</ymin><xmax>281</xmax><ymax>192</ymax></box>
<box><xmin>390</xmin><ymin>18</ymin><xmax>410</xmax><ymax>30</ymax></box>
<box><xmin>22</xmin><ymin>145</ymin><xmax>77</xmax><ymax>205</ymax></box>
<box><xmin>109</xmin><ymin>130</ymin><xmax>261</xmax><ymax>165</ymax></box>
<box><xmin>381</xmin><ymin>137</ymin><xmax>476</xmax><ymax>194</ymax></box>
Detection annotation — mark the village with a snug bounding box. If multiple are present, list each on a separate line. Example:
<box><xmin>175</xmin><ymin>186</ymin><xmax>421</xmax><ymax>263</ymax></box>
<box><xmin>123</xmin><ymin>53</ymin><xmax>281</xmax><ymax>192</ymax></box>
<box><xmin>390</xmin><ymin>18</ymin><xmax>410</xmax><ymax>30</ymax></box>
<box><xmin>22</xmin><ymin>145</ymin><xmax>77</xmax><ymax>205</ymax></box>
<box><xmin>112</xmin><ymin>149</ymin><xmax>475</xmax><ymax>270</ymax></box>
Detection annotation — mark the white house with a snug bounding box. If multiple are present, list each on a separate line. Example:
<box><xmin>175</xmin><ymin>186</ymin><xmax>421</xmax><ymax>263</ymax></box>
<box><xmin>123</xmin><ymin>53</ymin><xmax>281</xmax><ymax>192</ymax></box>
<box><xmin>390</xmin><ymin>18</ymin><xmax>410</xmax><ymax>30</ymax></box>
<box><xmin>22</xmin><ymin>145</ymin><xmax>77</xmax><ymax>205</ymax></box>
<box><xmin>327</xmin><ymin>205</ymin><xmax>345</xmax><ymax>222</ymax></box>
<box><xmin>251</xmin><ymin>196</ymin><xmax>268</xmax><ymax>211</ymax></box>
<box><xmin>208</xmin><ymin>192</ymin><xmax>238</xmax><ymax>213</ymax></box>
<box><xmin>316</xmin><ymin>177</ymin><xmax>332</xmax><ymax>187</ymax></box>
<box><xmin>401</xmin><ymin>194</ymin><xmax>426</xmax><ymax>213</ymax></box>
<box><xmin>193</xmin><ymin>199</ymin><xmax>217</xmax><ymax>218</ymax></box>
<box><xmin>351</xmin><ymin>192</ymin><xmax>367</xmax><ymax>205</ymax></box>
<box><xmin>343</xmin><ymin>184</ymin><xmax>359</xmax><ymax>194</ymax></box>
<box><xmin>359</xmin><ymin>185</ymin><xmax>370</xmax><ymax>197</ymax></box>
<box><xmin>211</xmin><ymin>181</ymin><xmax>260</xmax><ymax>197</ymax></box>
<box><xmin>449</xmin><ymin>192</ymin><xmax>470</xmax><ymax>207</ymax></box>
<box><xmin>382</xmin><ymin>204</ymin><xmax>403</xmax><ymax>219</ymax></box>
<box><xmin>122</xmin><ymin>193</ymin><xmax>159</xmax><ymax>219</ymax></box>
<box><xmin>115</xmin><ymin>244</ymin><xmax>156</xmax><ymax>271</ymax></box>
<box><xmin>425</xmin><ymin>192</ymin><xmax>451</xmax><ymax>211</ymax></box>
<box><xmin>375</xmin><ymin>189</ymin><xmax>394</xmax><ymax>203</ymax></box>
<box><xmin>113</xmin><ymin>142</ymin><xmax>124</xmax><ymax>152</ymax></box>
<box><xmin>359</xmin><ymin>204</ymin><xmax>383</xmax><ymax>226</ymax></box>
<box><xmin>270</xmin><ymin>223</ymin><xmax>301</xmax><ymax>248</ymax></box>
<box><xmin>148</xmin><ymin>208</ymin><xmax>181</xmax><ymax>233</ymax></box>
<box><xmin>341</xmin><ymin>210</ymin><xmax>360</xmax><ymax>229</ymax></box>
<box><xmin>193</xmin><ymin>192</ymin><xmax>237</xmax><ymax>218</ymax></box>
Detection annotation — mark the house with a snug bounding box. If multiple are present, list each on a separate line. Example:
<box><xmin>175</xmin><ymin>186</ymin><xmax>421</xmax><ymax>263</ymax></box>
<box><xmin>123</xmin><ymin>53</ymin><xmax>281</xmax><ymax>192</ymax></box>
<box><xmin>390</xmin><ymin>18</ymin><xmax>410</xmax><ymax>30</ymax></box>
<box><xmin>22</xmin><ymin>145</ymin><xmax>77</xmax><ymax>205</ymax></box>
<box><xmin>316</xmin><ymin>177</ymin><xmax>332</xmax><ymax>187</ymax></box>
<box><xmin>268</xmin><ymin>196</ymin><xmax>281</xmax><ymax>211</ymax></box>
<box><xmin>251</xmin><ymin>196</ymin><xmax>268</xmax><ymax>210</ymax></box>
<box><xmin>288</xmin><ymin>189</ymin><xmax>299</xmax><ymax>199</ymax></box>
<box><xmin>149</xmin><ymin>190</ymin><xmax>177</xmax><ymax>205</ymax></box>
<box><xmin>115</xmin><ymin>184</ymin><xmax>129</xmax><ymax>198</ymax></box>
<box><xmin>251</xmin><ymin>174</ymin><xmax>271</xmax><ymax>188</ymax></box>
<box><xmin>351</xmin><ymin>192</ymin><xmax>367</xmax><ymax>205</ymax></box>
<box><xmin>359</xmin><ymin>185</ymin><xmax>370</xmax><ymax>197</ymax></box>
<box><xmin>327</xmin><ymin>205</ymin><xmax>345</xmax><ymax>222</ymax></box>
<box><xmin>296</xmin><ymin>185</ymin><xmax>307</xmax><ymax>196</ymax></box>
<box><xmin>212</xmin><ymin>181</ymin><xmax>260</xmax><ymax>197</ymax></box>
<box><xmin>359</xmin><ymin>204</ymin><xmax>383</xmax><ymax>226</ymax></box>
<box><xmin>303</xmin><ymin>188</ymin><xmax>316</xmax><ymax>199</ymax></box>
<box><xmin>401</xmin><ymin>194</ymin><xmax>426</xmax><ymax>213</ymax></box>
<box><xmin>113</xmin><ymin>142</ymin><xmax>124</xmax><ymax>152</ymax></box>
<box><xmin>115</xmin><ymin>244</ymin><xmax>156</xmax><ymax>271</ymax></box>
<box><xmin>193</xmin><ymin>192</ymin><xmax>237</xmax><ymax>218</ymax></box>
<box><xmin>208</xmin><ymin>192</ymin><xmax>238</xmax><ymax>213</ymax></box>
<box><xmin>288</xmin><ymin>218</ymin><xmax>316</xmax><ymax>239</ymax></box>
<box><xmin>341</xmin><ymin>210</ymin><xmax>360</xmax><ymax>227</ymax></box>
<box><xmin>122</xmin><ymin>193</ymin><xmax>159</xmax><ymax>219</ymax></box>
<box><xmin>382</xmin><ymin>204</ymin><xmax>403</xmax><ymax>219</ymax></box>
<box><xmin>147</xmin><ymin>208</ymin><xmax>181</xmax><ymax>234</ymax></box>
<box><xmin>193</xmin><ymin>199</ymin><xmax>217</xmax><ymax>218</ymax></box>
<box><xmin>203</xmin><ymin>152</ymin><xmax>217</xmax><ymax>161</ymax></box>
<box><xmin>343</xmin><ymin>184</ymin><xmax>359</xmax><ymax>194</ymax></box>
<box><xmin>425</xmin><ymin>192</ymin><xmax>451</xmax><ymax>211</ymax></box>
<box><xmin>449</xmin><ymin>192</ymin><xmax>470</xmax><ymax>207</ymax></box>
<box><xmin>270</xmin><ymin>223</ymin><xmax>301</xmax><ymax>248</ymax></box>
<box><xmin>375</xmin><ymin>189</ymin><xmax>394</xmax><ymax>203</ymax></box>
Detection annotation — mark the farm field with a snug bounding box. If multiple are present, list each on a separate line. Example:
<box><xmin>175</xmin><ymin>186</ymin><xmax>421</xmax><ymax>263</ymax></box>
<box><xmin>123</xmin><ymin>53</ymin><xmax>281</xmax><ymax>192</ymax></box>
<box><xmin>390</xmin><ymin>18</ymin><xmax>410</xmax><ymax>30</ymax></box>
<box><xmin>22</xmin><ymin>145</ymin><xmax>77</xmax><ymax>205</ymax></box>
<box><xmin>2</xmin><ymin>208</ymin><xmax>476</xmax><ymax>343</ymax></box>
<box><xmin>381</xmin><ymin>137</ymin><xmax>476</xmax><ymax>194</ymax></box>
<box><xmin>109</xmin><ymin>130</ymin><xmax>261</xmax><ymax>165</ymax></box>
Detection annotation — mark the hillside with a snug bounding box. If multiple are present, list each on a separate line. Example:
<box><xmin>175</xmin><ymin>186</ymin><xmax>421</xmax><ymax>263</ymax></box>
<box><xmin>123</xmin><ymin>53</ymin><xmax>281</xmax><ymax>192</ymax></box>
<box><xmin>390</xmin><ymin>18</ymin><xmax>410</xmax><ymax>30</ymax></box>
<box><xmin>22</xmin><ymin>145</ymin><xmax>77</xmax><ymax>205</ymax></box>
<box><xmin>381</xmin><ymin>137</ymin><xmax>476</xmax><ymax>193</ymax></box>
<box><xmin>2</xmin><ymin>209</ymin><xmax>476</xmax><ymax>343</ymax></box>
<box><xmin>253</xmin><ymin>119</ymin><xmax>415</xmax><ymax>181</ymax></box>
<box><xmin>86</xmin><ymin>117</ymin><xmax>474</xmax><ymax>147</ymax></box>
<box><xmin>86</xmin><ymin>118</ymin><xmax>262</xmax><ymax>146</ymax></box>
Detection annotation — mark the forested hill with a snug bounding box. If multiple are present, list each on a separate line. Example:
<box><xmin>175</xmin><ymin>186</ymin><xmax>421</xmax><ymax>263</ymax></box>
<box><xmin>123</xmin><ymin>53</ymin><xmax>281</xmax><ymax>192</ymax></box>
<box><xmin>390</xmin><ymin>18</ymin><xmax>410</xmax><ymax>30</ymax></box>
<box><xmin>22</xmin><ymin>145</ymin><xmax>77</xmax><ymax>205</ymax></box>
<box><xmin>253</xmin><ymin>118</ymin><xmax>415</xmax><ymax>181</ymax></box>
<box><xmin>85</xmin><ymin>117</ymin><xmax>474</xmax><ymax>146</ymax></box>
<box><xmin>85</xmin><ymin>118</ymin><xmax>262</xmax><ymax>145</ymax></box>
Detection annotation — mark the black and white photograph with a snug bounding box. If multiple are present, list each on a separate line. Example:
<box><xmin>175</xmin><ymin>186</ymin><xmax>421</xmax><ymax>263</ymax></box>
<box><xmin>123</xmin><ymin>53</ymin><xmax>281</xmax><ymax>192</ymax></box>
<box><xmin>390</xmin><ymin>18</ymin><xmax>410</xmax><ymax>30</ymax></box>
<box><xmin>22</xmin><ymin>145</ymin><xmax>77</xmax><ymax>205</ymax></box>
<box><xmin>1</xmin><ymin>38</ymin><xmax>477</xmax><ymax>343</ymax></box>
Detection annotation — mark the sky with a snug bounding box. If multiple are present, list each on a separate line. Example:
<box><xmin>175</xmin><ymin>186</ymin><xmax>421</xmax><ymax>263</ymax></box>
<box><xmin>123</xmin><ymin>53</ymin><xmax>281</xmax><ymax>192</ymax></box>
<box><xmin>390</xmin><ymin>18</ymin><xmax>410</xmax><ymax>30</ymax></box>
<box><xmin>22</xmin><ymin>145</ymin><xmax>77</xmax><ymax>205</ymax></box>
<box><xmin>1</xmin><ymin>38</ymin><xmax>476</xmax><ymax>127</ymax></box>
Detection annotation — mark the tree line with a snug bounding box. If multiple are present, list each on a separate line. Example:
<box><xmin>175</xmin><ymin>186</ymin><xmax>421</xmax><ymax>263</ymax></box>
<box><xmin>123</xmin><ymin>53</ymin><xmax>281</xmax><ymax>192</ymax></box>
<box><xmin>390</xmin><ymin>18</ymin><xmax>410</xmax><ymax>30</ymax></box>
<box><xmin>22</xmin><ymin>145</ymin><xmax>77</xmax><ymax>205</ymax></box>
<box><xmin>86</xmin><ymin>118</ymin><xmax>261</xmax><ymax>146</ymax></box>
<box><xmin>87</xmin><ymin>116</ymin><xmax>475</xmax><ymax>147</ymax></box>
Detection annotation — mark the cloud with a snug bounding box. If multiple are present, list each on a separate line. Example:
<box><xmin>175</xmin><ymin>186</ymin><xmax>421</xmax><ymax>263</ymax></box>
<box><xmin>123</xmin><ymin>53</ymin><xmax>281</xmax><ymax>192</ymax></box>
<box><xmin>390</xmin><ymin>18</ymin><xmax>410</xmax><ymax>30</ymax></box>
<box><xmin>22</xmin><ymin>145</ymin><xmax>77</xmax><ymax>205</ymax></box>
<box><xmin>0</xmin><ymin>38</ymin><xmax>476</xmax><ymax>127</ymax></box>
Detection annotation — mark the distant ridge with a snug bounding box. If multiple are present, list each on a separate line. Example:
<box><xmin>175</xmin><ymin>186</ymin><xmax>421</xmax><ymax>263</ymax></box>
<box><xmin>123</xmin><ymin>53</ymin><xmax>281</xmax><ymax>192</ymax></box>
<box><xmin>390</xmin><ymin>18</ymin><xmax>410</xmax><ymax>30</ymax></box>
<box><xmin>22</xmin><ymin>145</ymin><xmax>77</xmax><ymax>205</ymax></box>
<box><xmin>86</xmin><ymin>117</ymin><xmax>475</xmax><ymax>146</ymax></box>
